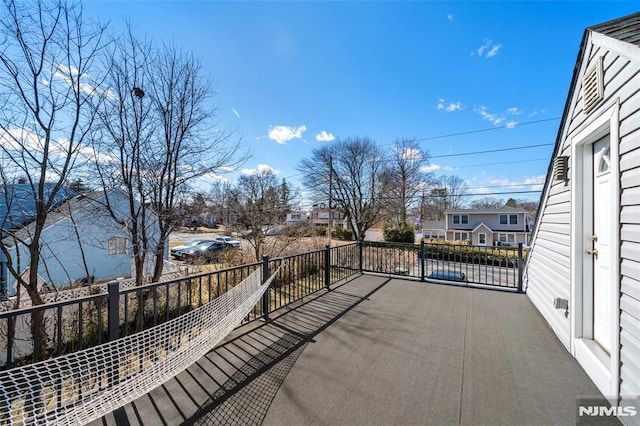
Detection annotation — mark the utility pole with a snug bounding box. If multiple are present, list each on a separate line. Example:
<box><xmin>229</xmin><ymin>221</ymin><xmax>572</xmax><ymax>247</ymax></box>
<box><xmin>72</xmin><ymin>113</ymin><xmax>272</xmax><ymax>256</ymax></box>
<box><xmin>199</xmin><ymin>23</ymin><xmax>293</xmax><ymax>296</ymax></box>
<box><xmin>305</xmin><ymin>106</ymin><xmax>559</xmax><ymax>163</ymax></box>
<box><xmin>327</xmin><ymin>155</ymin><xmax>333</xmax><ymax>246</ymax></box>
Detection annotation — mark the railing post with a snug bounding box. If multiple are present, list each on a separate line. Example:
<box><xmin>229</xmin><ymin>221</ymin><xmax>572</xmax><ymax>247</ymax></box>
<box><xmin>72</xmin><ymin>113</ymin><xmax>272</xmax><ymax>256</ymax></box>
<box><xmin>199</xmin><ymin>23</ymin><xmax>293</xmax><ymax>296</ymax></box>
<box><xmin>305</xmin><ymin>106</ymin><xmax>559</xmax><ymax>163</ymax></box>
<box><xmin>358</xmin><ymin>239</ymin><xmax>363</xmax><ymax>273</ymax></box>
<box><xmin>262</xmin><ymin>255</ymin><xmax>270</xmax><ymax>321</ymax></box>
<box><xmin>420</xmin><ymin>239</ymin><xmax>425</xmax><ymax>282</ymax></box>
<box><xmin>325</xmin><ymin>245</ymin><xmax>331</xmax><ymax>291</ymax></box>
<box><xmin>517</xmin><ymin>243</ymin><xmax>524</xmax><ymax>293</ymax></box>
<box><xmin>107</xmin><ymin>281</ymin><xmax>120</xmax><ymax>341</ymax></box>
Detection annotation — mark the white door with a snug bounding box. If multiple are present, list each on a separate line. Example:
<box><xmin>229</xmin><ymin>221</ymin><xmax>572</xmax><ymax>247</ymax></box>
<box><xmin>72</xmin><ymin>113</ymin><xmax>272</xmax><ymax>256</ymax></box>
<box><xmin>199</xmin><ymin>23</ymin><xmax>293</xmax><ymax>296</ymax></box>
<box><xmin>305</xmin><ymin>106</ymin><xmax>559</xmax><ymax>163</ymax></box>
<box><xmin>592</xmin><ymin>136</ymin><xmax>611</xmax><ymax>354</ymax></box>
<box><xmin>478</xmin><ymin>233</ymin><xmax>486</xmax><ymax>246</ymax></box>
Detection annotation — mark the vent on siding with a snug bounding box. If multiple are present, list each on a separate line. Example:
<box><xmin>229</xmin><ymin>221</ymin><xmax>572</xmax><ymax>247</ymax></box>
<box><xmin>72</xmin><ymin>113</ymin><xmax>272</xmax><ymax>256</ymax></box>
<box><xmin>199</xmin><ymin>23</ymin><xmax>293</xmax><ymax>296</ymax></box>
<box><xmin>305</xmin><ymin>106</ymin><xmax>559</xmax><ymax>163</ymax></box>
<box><xmin>553</xmin><ymin>156</ymin><xmax>568</xmax><ymax>182</ymax></box>
<box><xmin>582</xmin><ymin>58</ymin><xmax>603</xmax><ymax>113</ymax></box>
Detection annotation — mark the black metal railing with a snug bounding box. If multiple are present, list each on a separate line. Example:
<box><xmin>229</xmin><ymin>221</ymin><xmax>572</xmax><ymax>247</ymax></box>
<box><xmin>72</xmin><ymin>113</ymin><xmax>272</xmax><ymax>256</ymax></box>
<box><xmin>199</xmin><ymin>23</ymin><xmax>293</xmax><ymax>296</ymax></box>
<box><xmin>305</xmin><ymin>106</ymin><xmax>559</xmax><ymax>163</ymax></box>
<box><xmin>0</xmin><ymin>240</ymin><xmax>523</xmax><ymax>370</ymax></box>
<box><xmin>361</xmin><ymin>240</ymin><xmax>525</xmax><ymax>290</ymax></box>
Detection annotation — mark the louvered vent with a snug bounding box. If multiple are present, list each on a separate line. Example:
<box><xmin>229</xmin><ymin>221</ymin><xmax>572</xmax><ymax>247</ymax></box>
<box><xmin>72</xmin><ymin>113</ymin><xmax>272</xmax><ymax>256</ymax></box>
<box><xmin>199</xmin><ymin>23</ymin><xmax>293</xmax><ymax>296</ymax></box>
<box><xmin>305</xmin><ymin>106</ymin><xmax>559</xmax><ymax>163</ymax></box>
<box><xmin>553</xmin><ymin>156</ymin><xmax>568</xmax><ymax>182</ymax></box>
<box><xmin>582</xmin><ymin>58</ymin><xmax>603</xmax><ymax>113</ymax></box>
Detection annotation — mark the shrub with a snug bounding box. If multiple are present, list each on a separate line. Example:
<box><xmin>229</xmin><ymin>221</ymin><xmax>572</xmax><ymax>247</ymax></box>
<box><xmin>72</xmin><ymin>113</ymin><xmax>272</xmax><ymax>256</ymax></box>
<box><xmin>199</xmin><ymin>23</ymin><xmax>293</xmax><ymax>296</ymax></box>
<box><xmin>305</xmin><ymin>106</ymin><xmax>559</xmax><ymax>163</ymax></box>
<box><xmin>383</xmin><ymin>223</ymin><xmax>416</xmax><ymax>243</ymax></box>
<box><xmin>331</xmin><ymin>226</ymin><xmax>353</xmax><ymax>240</ymax></box>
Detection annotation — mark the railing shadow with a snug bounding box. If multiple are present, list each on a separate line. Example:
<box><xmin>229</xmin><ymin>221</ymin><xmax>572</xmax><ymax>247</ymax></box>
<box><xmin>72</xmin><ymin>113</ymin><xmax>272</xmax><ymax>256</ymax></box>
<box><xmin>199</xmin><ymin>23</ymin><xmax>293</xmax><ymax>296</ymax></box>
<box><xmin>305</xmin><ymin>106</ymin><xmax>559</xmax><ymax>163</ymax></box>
<box><xmin>106</xmin><ymin>276</ymin><xmax>390</xmax><ymax>426</ymax></box>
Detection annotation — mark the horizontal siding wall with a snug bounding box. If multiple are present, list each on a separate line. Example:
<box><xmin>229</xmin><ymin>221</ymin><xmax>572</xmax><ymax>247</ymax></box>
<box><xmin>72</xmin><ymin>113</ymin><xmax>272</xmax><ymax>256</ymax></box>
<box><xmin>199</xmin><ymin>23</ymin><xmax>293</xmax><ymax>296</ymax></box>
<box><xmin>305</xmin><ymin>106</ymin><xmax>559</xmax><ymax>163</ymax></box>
<box><xmin>524</xmin><ymin>38</ymin><xmax>595</xmax><ymax>348</ymax></box>
<box><xmin>618</xmin><ymin>54</ymin><xmax>640</xmax><ymax>416</ymax></box>
<box><xmin>526</xmin><ymin>173</ymin><xmax>573</xmax><ymax>348</ymax></box>
<box><xmin>527</xmin><ymin>39</ymin><xmax>640</xmax><ymax>408</ymax></box>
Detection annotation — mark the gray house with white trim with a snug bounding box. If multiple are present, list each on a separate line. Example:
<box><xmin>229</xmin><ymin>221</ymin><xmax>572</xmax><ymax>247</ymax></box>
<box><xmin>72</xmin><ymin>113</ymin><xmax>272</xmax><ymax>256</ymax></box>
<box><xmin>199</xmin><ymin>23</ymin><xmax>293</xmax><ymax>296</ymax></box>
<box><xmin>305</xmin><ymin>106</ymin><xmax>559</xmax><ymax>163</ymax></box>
<box><xmin>525</xmin><ymin>12</ymin><xmax>640</xmax><ymax>420</ymax></box>
<box><xmin>443</xmin><ymin>207</ymin><xmax>533</xmax><ymax>246</ymax></box>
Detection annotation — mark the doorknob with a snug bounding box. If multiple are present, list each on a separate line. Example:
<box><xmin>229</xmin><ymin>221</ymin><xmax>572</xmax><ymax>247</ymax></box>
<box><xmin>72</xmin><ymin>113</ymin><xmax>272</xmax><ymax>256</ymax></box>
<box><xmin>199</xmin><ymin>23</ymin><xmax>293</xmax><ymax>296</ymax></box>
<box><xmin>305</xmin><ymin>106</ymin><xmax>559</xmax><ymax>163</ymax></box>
<box><xmin>587</xmin><ymin>249</ymin><xmax>598</xmax><ymax>256</ymax></box>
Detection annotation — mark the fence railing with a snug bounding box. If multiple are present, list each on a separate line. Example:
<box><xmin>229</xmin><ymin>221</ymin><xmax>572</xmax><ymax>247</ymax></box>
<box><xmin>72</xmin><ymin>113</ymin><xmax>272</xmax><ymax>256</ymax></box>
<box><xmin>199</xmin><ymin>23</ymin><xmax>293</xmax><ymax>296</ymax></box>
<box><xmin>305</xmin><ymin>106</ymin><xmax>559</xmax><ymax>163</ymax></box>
<box><xmin>361</xmin><ymin>240</ymin><xmax>525</xmax><ymax>290</ymax></box>
<box><xmin>0</xmin><ymin>240</ymin><xmax>522</xmax><ymax>370</ymax></box>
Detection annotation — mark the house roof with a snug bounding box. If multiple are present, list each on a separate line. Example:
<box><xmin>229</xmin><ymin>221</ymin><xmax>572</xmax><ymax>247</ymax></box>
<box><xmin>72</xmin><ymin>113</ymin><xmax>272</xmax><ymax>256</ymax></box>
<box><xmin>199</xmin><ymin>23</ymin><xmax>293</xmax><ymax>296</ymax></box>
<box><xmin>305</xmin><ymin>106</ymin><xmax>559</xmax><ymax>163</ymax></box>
<box><xmin>589</xmin><ymin>11</ymin><xmax>640</xmax><ymax>46</ymax></box>
<box><xmin>531</xmin><ymin>11</ymin><xmax>640</xmax><ymax>238</ymax></box>
<box><xmin>445</xmin><ymin>206</ymin><xmax>529</xmax><ymax>214</ymax></box>
<box><xmin>1</xmin><ymin>191</ymin><xmax>106</xmax><ymax>247</ymax></box>
<box><xmin>472</xmin><ymin>223</ymin><xmax>493</xmax><ymax>233</ymax></box>
<box><xmin>0</xmin><ymin>183</ymin><xmax>76</xmax><ymax>230</ymax></box>
<box><xmin>422</xmin><ymin>220</ymin><xmax>445</xmax><ymax>230</ymax></box>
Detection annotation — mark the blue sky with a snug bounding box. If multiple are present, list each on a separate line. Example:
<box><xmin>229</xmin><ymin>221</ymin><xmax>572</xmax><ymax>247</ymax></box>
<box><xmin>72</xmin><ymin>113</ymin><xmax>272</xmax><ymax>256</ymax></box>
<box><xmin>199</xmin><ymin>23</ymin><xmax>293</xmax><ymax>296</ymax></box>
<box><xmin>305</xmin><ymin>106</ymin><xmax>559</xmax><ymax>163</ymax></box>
<box><xmin>85</xmin><ymin>1</ymin><xmax>639</xmax><ymax>206</ymax></box>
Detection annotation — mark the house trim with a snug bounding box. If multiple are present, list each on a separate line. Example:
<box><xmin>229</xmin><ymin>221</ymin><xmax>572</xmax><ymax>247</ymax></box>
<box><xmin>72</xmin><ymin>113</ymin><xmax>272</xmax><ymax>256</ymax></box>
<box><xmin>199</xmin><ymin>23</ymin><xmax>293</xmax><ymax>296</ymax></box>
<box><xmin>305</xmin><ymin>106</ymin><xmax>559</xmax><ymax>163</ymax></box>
<box><xmin>569</xmin><ymin>99</ymin><xmax>621</xmax><ymax>398</ymax></box>
<box><xmin>591</xmin><ymin>32</ymin><xmax>640</xmax><ymax>62</ymax></box>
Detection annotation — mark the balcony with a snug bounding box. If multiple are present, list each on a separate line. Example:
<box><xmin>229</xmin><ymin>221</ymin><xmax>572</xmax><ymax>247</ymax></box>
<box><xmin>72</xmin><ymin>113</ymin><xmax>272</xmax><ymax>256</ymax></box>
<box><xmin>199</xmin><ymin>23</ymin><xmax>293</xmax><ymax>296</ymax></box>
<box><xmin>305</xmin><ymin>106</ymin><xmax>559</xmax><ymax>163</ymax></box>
<box><xmin>0</xmin><ymin>241</ymin><xmax>603</xmax><ymax>425</ymax></box>
<box><xmin>93</xmin><ymin>274</ymin><xmax>601</xmax><ymax>425</ymax></box>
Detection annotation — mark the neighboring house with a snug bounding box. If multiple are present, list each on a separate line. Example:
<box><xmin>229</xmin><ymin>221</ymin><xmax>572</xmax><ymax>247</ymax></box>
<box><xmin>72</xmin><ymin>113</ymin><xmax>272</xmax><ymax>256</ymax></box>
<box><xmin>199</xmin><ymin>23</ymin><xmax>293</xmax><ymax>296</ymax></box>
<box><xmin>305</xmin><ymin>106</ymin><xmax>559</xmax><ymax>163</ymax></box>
<box><xmin>421</xmin><ymin>220</ymin><xmax>446</xmax><ymax>240</ymax></box>
<box><xmin>525</xmin><ymin>12</ymin><xmax>640</xmax><ymax>413</ymax></box>
<box><xmin>285</xmin><ymin>211</ymin><xmax>308</xmax><ymax>224</ymax></box>
<box><xmin>443</xmin><ymin>207</ymin><xmax>533</xmax><ymax>246</ymax></box>
<box><xmin>1</xmin><ymin>189</ymin><xmax>165</xmax><ymax>297</ymax></box>
<box><xmin>285</xmin><ymin>207</ymin><xmax>346</xmax><ymax>228</ymax></box>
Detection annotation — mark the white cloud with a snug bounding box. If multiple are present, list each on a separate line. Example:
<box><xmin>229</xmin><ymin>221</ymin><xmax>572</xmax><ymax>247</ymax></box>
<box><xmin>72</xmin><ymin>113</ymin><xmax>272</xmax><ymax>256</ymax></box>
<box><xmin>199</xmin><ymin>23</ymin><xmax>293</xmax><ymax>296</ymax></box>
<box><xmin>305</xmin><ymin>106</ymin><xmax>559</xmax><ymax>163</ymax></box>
<box><xmin>315</xmin><ymin>130</ymin><xmax>335</xmax><ymax>142</ymax></box>
<box><xmin>486</xmin><ymin>43</ymin><xmax>502</xmax><ymax>58</ymax></box>
<box><xmin>447</xmin><ymin>14</ymin><xmax>454</xmax><ymax>22</ymax></box>
<box><xmin>200</xmin><ymin>173</ymin><xmax>230</xmax><ymax>184</ymax></box>
<box><xmin>528</xmin><ymin>108</ymin><xmax>548</xmax><ymax>118</ymax></box>
<box><xmin>475</xmin><ymin>106</ymin><xmax>504</xmax><ymax>125</ymax></box>
<box><xmin>399</xmin><ymin>147</ymin><xmax>423</xmax><ymax>161</ymax></box>
<box><xmin>241</xmin><ymin>164</ymin><xmax>280</xmax><ymax>175</ymax></box>
<box><xmin>485</xmin><ymin>175</ymin><xmax>546</xmax><ymax>192</ymax></box>
<box><xmin>473</xmin><ymin>39</ymin><xmax>502</xmax><ymax>58</ymax></box>
<box><xmin>467</xmin><ymin>186</ymin><xmax>492</xmax><ymax>195</ymax></box>
<box><xmin>268</xmin><ymin>125</ymin><xmax>306</xmax><ymax>144</ymax></box>
<box><xmin>422</xmin><ymin>164</ymin><xmax>441</xmax><ymax>173</ymax></box>
<box><xmin>524</xmin><ymin>175</ymin><xmax>545</xmax><ymax>191</ymax></box>
<box><xmin>437</xmin><ymin>99</ymin><xmax>464</xmax><ymax>112</ymax></box>
<box><xmin>475</xmin><ymin>106</ymin><xmax>523</xmax><ymax>127</ymax></box>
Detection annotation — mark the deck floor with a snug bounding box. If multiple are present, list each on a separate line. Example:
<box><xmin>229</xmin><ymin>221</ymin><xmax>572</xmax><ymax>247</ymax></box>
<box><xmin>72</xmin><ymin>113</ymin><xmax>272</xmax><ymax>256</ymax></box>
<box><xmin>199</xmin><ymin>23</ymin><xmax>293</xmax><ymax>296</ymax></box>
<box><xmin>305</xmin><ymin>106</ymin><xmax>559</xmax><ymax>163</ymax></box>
<box><xmin>93</xmin><ymin>275</ymin><xmax>603</xmax><ymax>426</ymax></box>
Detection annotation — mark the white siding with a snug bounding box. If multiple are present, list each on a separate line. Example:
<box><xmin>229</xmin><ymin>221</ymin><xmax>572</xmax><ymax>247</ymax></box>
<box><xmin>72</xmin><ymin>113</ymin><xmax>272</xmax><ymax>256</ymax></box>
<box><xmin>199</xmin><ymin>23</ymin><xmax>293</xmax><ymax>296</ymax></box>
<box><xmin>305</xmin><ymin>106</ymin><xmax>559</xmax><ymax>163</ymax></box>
<box><xmin>526</xmin><ymin>27</ymin><xmax>640</xmax><ymax>411</ymax></box>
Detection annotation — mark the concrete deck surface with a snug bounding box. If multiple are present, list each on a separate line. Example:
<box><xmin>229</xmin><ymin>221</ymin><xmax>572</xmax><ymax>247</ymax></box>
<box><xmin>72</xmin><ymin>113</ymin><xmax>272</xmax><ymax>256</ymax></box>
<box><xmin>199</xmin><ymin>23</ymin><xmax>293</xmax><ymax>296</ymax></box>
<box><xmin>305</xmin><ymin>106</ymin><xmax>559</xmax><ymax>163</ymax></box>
<box><xmin>94</xmin><ymin>275</ymin><xmax>604</xmax><ymax>426</ymax></box>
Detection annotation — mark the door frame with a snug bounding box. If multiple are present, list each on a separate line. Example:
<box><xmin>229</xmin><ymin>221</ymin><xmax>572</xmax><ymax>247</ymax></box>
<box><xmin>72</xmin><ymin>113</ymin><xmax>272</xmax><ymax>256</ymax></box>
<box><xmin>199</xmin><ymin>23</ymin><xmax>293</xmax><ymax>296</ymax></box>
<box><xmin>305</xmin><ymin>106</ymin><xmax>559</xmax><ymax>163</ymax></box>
<box><xmin>570</xmin><ymin>100</ymin><xmax>620</xmax><ymax>398</ymax></box>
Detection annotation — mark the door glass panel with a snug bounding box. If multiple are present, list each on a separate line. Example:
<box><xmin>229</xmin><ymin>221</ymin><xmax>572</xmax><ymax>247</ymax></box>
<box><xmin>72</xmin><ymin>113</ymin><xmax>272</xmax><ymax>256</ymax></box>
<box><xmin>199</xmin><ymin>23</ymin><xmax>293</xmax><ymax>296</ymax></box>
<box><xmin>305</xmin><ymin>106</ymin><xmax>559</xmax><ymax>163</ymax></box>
<box><xmin>598</xmin><ymin>146</ymin><xmax>610</xmax><ymax>174</ymax></box>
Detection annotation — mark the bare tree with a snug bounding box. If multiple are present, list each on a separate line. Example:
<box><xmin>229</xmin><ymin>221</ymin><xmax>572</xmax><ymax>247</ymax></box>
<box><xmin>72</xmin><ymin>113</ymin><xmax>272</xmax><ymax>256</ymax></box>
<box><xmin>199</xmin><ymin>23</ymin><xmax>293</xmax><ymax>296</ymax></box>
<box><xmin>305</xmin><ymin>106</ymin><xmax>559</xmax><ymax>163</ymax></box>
<box><xmin>91</xmin><ymin>25</ymin><xmax>245</xmax><ymax>284</ymax></box>
<box><xmin>422</xmin><ymin>175</ymin><xmax>469</xmax><ymax>220</ymax></box>
<box><xmin>90</xmin><ymin>25</ymin><xmax>154</xmax><ymax>286</ymax></box>
<box><xmin>299</xmin><ymin>136</ymin><xmax>382</xmax><ymax>240</ymax></box>
<box><xmin>470</xmin><ymin>197</ymin><xmax>504</xmax><ymax>209</ymax></box>
<box><xmin>379</xmin><ymin>138</ymin><xmax>430</xmax><ymax>225</ymax></box>
<box><xmin>227</xmin><ymin>170</ymin><xmax>294</xmax><ymax>261</ymax></box>
<box><xmin>0</xmin><ymin>0</ymin><xmax>108</xmax><ymax>307</ymax></box>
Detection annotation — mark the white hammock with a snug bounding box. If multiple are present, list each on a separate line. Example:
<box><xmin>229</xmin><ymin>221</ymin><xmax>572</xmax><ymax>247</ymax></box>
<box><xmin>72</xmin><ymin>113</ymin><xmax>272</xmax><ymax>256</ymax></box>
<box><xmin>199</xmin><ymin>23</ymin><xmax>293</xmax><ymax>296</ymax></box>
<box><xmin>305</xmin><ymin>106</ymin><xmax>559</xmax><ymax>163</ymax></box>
<box><xmin>0</xmin><ymin>267</ymin><xmax>277</xmax><ymax>425</ymax></box>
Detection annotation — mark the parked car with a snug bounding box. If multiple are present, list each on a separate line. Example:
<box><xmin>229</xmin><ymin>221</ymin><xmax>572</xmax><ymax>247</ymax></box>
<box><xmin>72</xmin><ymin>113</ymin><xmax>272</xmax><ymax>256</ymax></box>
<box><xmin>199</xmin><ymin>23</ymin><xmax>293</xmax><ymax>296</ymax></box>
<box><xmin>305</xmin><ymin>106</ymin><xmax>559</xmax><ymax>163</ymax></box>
<box><xmin>213</xmin><ymin>236</ymin><xmax>241</xmax><ymax>248</ymax></box>
<box><xmin>171</xmin><ymin>239</ymin><xmax>213</xmax><ymax>259</ymax></box>
<box><xmin>181</xmin><ymin>241</ymin><xmax>227</xmax><ymax>263</ymax></box>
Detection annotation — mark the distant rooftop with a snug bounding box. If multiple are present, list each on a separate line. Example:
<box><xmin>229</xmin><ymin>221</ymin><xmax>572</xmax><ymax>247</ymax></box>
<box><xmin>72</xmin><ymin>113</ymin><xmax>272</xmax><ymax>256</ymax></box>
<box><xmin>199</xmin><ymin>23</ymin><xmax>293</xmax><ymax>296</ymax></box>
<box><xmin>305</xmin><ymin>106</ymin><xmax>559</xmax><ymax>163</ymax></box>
<box><xmin>445</xmin><ymin>206</ymin><xmax>530</xmax><ymax>214</ymax></box>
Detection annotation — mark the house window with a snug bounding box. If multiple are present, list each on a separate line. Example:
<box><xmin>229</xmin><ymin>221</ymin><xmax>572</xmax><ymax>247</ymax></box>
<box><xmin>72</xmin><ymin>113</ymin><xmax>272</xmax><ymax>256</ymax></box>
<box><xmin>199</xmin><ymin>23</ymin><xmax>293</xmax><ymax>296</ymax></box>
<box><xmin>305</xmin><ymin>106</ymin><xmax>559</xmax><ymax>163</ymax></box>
<box><xmin>423</xmin><ymin>231</ymin><xmax>445</xmax><ymax>239</ymax></box>
<box><xmin>500</xmin><ymin>214</ymin><xmax>518</xmax><ymax>225</ymax></box>
<box><xmin>453</xmin><ymin>232</ymin><xmax>469</xmax><ymax>241</ymax></box>
<box><xmin>453</xmin><ymin>215</ymin><xmax>468</xmax><ymax>225</ymax></box>
<box><xmin>107</xmin><ymin>237</ymin><xmax>128</xmax><ymax>255</ymax></box>
<box><xmin>498</xmin><ymin>233</ymin><xmax>516</xmax><ymax>243</ymax></box>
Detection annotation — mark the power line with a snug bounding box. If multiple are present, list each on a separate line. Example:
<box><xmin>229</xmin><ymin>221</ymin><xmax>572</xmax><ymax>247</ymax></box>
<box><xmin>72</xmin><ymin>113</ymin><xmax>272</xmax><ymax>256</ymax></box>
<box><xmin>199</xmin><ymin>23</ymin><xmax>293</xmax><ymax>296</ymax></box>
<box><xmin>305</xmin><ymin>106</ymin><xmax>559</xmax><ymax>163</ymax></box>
<box><xmin>413</xmin><ymin>117</ymin><xmax>561</xmax><ymax>143</ymax></box>
<box><xmin>277</xmin><ymin>119</ymin><xmax>559</xmax><ymax>180</ymax></box>
<box><xmin>430</xmin><ymin>143</ymin><xmax>553</xmax><ymax>159</ymax></box>
<box><xmin>446</xmin><ymin>157</ymin><xmax>548</xmax><ymax>169</ymax></box>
